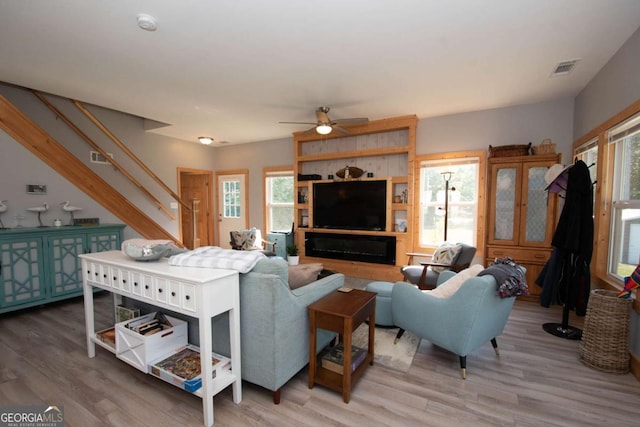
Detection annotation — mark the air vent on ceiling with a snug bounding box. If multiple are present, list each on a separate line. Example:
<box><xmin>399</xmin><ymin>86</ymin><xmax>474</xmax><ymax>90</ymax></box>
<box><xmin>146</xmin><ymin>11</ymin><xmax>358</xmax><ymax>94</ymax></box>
<box><xmin>551</xmin><ymin>59</ymin><xmax>580</xmax><ymax>77</ymax></box>
<box><xmin>90</xmin><ymin>151</ymin><xmax>113</xmax><ymax>164</ymax></box>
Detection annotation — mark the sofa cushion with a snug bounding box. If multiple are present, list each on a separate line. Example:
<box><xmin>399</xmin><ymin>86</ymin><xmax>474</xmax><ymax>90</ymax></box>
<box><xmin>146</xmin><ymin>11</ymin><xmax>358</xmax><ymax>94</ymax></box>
<box><xmin>431</xmin><ymin>243</ymin><xmax>462</xmax><ymax>272</ymax></box>
<box><xmin>428</xmin><ymin>264</ymin><xmax>484</xmax><ymax>299</ymax></box>
<box><xmin>288</xmin><ymin>263</ymin><xmax>324</xmax><ymax>290</ymax></box>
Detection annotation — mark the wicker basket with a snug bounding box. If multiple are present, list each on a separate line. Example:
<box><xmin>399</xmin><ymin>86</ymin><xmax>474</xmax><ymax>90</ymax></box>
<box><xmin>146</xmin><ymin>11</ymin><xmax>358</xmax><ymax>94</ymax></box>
<box><xmin>532</xmin><ymin>138</ymin><xmax>556</xmax><ymax>155</ymax></box>
<box><xmin>488</xmin><ymin>142</ymin><xmax>531</xmax><ymax>158</ymax></box>
<box><xmin>578</xmin><ymin>289</ymin><xmax>632</xmax><ymax>374</ymax></box>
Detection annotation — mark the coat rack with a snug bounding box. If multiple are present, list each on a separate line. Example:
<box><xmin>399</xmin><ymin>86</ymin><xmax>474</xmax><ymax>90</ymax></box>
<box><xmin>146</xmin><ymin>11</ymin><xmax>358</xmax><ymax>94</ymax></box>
<box><xmin>540</xmin><ymin>159</ymin><xmax>595</xmax><ymax>340</ymax></box>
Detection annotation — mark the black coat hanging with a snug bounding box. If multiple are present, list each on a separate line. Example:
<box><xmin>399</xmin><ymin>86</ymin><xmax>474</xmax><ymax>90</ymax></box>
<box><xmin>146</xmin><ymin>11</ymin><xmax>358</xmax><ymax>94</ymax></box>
<box><xmin>537</xmin><ymin>159</ymin><xmax>594</xmax><ymax>339</ymax></box>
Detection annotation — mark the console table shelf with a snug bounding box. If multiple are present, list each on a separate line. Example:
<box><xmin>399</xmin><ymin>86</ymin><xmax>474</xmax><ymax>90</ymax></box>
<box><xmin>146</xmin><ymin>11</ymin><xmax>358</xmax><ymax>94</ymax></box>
<box><xmin>80</xmin><ymin>250</ymin><xmax>242</xmax><ymax>427</ymax></box>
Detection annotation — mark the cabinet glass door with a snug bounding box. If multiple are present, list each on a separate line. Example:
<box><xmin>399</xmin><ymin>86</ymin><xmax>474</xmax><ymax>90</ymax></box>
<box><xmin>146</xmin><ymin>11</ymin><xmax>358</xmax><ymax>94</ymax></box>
<box><xmin>48</xmin><ymin>235</ymin><xmax>84</xmax><ymax>296</ymax></box>
<box><xmin>489</xmin><ymin>163</ymin><xmax>521</xmax><ymax>245</ymax></box>
<box><xmin>87</xmin><ymin>232</ymin><xmax>120</xmax><ymax>253</ymax></box>
<box><xmin>520</xmin><ymin>162</ymin><xmax>556</xmax><ymax>247</ymax></box>
<box><xmin>0</xmin><ymin>238</ymin><xmax>46</xmax><ymax>307</ymax></box>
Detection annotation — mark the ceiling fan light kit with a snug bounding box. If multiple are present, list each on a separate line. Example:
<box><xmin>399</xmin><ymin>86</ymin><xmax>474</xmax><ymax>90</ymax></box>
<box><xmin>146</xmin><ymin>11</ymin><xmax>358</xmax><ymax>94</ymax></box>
<box><xmin>279</xmin><ymin>106</ymin><xmax>369</xmax><ymax>136</ymax></box>
<box><xmin>315</xmin><ymin>124</ymin><xmax>332</xmax><ymax>135</ymax></box>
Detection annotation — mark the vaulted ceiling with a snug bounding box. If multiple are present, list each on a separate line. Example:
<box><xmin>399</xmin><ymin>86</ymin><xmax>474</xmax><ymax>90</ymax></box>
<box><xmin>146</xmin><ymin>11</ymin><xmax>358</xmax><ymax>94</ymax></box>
<box><xmin>1</xmin><ymin>1</ymin><xmax>639</xmax><ymax>145</ymax></box>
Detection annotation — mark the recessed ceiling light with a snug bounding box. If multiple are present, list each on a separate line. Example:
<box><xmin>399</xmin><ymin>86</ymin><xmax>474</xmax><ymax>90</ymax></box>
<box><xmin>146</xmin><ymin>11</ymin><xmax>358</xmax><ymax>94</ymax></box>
<box><xmin>198</xmin><ymin>136</ymin><xmax>214</xmax><ymax>145</ymax></box>
<box><xmin>137</xmin><ymin>14</ymin><xmax>158</xmax><ymax>31</ymax></box>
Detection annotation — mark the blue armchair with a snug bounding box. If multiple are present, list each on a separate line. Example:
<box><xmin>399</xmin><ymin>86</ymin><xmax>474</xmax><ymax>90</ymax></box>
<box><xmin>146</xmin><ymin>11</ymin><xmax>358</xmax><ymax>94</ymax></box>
<box><xmin>391</xmin><ymin>266</ymin><xmax>517</xmax><ymax>378</ymax></box>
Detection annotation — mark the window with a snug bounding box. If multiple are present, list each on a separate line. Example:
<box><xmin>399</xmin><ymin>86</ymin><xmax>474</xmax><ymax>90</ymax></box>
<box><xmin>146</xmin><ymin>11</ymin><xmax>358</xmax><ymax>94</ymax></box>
<box><xmin>575</xmin><ymin>138</ymin><xmax>598</xmax><ymax>207</ymax></box>
<box><xmin>265</xmin><ymin>169</ymin><xmax>294</xmax><ymax>232</ymax></box>
<box><xmin>418</xmin><ymin>155</ymin><xmax>481</xmax><ymax>248</ymax></box>
<box><xmin>223</xmin><ymin>180</ymin><xmax>241</xmax><ymax>218</ymax></box>
<box><xmin>607</xmin><ymin>113</ymin><xmax>640</xmax><ymax>279</ymax></box>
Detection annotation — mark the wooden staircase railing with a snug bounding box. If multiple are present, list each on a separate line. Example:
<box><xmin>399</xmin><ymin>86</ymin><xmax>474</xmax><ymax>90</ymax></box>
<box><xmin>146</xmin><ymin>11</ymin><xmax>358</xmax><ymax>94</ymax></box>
<box><xmin>0</xmin><ymin>93</ymin><xmax>180</xmax><ymax>244</ymax></box>
<box><xmin>32</xmin><ymin>91</ymin><xmax>179</xmax><ymax>220</ymax></box>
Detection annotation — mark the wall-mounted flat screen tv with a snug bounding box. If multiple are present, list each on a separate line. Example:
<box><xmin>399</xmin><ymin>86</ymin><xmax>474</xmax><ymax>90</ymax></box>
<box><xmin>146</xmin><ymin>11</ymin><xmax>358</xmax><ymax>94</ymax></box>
<box><xmin>313</xmin><ymin>180</ymin><xmax>387</xmax><ymax>231</ymax></box>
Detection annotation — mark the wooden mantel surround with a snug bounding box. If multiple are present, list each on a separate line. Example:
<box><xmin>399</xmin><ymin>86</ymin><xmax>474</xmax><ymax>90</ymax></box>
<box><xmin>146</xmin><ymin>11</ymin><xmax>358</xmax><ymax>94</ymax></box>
<box><xmin>293</xmin><ymin>115</ymin><xmax>417</xmax><ymax>282</ymax></box>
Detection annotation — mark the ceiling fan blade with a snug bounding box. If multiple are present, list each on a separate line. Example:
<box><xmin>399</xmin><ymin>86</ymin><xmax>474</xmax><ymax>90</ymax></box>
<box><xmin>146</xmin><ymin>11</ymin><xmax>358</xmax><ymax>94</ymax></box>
<box><xmin>302</xmin><ymin>127</ymin><xmax>318</xmax><ymax>135</ymax></box>
<box><xmin>279</xmin><ymin>121</ymin><xmax>318</xmax><ymax>125</ymax></box>
<box><xmin>331</xmin><ymin>117</ymin><xmax>369</xmax><ymax>125</ymax></box>
<box><xmin>332</xmin><ymin>125</ymin><xmax>350</xmax><ymax>135</ymax></box>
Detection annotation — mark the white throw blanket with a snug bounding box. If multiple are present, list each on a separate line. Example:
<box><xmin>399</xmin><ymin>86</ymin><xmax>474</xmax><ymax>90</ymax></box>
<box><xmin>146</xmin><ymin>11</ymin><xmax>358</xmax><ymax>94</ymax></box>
<box><xmin>168</xmin><ymin>246</ymin><xmax>266</xmax><ymax>273</ymax></box>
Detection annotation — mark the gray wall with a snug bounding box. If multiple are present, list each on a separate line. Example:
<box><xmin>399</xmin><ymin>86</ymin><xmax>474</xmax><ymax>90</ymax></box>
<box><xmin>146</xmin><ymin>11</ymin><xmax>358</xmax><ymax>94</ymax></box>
<box><xmin>214</xmin><ymin>137</ymin><xmax>293</xmax><ymax>230</ymax></box>
<box><xmin>0</xmin><ymin>83</ymin><xmax>217</xmax><ymax>239</ymax></box>
<box><xmin>573</xmin><ymin>26</ymin><xmax>640</xmax><ymax>357</ymax></box>
<box><xmin>574</xmin><ymin>26</ymin><xmax>640</xmax><ymax>139</ymax></box>
<box><xmin>418</xmin><ymin>97</ymin><xmax>575</xmax><ymax>161</ymax></box>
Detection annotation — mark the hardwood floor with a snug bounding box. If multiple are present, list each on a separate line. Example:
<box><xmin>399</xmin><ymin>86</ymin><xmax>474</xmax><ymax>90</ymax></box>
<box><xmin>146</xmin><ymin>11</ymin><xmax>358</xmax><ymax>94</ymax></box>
<box><xmin>1</xmin><ymin>286</ymin><xmax>639</xmax><ymax>427</ymax></box>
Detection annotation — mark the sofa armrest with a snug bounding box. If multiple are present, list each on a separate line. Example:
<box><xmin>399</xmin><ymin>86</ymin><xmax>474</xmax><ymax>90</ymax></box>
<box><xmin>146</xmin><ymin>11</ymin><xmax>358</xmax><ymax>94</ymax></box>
<box><xmin>290</xmin><ymin>272</ymin><xmax>345</xmax><ymax>302</ymax></box>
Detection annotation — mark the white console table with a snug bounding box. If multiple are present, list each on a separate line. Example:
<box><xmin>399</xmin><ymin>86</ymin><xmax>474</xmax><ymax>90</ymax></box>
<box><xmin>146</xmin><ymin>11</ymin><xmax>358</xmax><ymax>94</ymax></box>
<box><xmin>80</xmin><ymin>250</ymin><xmax>241</xmax><ymax>427</ymax></box>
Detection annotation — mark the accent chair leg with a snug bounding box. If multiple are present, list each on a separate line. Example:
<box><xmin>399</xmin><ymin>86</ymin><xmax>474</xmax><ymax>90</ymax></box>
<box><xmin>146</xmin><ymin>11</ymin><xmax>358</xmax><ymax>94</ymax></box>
<box><xmin>273</xmin><ymin>389</ymin><xmax>281</xmax><ymax>404</ymax></box>
<box><xmin>490</xmin><ymin>337</ymin><xmax>500</xmax><ymax>356</ymax></box>
<box><xmin>394</xmin><ymin>328</ymin><xmax>406</xmax><ymax>344</ymax></box>
<box><xmin>459</xmin><ymin>356</ymin><xmax>467</xmax><ymax>379</ymax></box>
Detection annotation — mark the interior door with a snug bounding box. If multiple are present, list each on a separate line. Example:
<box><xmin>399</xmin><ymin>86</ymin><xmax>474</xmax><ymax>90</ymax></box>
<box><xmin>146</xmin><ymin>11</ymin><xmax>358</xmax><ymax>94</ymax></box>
<box><xmin>179</xmin><ymin>169</ymin><xmax>213</xmax><ymax>249</ymax></box>
<box><xmin>216</xmin><ymin>171</ymin><xmax>248</xmax><ymax>248</ymax></box>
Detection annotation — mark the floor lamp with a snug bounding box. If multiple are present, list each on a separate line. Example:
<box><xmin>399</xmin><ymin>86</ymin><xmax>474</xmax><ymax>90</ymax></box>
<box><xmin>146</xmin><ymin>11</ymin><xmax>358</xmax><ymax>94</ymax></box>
<box><xmin>440</xmin><ymin>171</ymin><xmax>455</xmax><ymax>241</ymax></box>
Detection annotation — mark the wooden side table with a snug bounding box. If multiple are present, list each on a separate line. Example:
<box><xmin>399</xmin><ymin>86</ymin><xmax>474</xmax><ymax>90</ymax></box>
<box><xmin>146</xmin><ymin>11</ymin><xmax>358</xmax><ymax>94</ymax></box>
<box><xmin>308</xmin><ymin>289</ymin><xmax>376</xmax><ymax>403</ymax></box>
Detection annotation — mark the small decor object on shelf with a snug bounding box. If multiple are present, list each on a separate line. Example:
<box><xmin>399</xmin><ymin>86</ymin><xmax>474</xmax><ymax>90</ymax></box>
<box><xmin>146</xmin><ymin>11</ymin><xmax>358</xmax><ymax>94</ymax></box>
<box><xmin>336</xmin><ymin>165</ymin><xmax>364</xmax><ymax>179</ymax></box>
<box><xmin>60</xmin><ymin>201</ymin><xmax>83</xmax><ymax>226</ymax></box>
<box><xmin>53</xmin><ymin>218</ymin><xmax>63</xmax><ymax>227</ymax></box>
<box><xmin>488</xmin><ymin>142</ymin><xmax>532</xmax><ymax>158</ymax></box>
<box><xmin>74</xmin><ymin>217</ymin><xmax>100</xmax><ymax>226</ymax></box>
<box><xmin>532</xmin><ymin>138</ymin><xmax>556</xmax><ymax>155</ymax></box>
<box><xmin>286</xmin><ymin>244</ymin><xmax>300</xmax><ymax>265</ymax></box>
<box><xmin>0</xmin><ymin>200</ymin><xmax>7</xmax><ymax>229</ymax></box>
<box><xmin>27</xmin><ymin>202</ymin><xmax>49</xmax><ymax>227</ymax></box>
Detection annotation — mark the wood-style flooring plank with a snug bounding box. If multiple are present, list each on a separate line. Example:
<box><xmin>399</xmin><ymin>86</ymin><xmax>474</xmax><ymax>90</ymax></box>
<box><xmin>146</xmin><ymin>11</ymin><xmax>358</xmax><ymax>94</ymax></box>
<box><xmin>0</xmin><ymin>288</ymin><xmax>639</xmax><ymax>426</ymax></box>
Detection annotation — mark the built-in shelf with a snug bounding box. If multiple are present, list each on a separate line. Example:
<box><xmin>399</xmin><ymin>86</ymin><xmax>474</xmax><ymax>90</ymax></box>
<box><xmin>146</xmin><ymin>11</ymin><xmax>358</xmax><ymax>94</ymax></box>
<box><xmin>293</xmin><ymin>115</ymin><xmax>417</xmax><ymax>281</ymax></box>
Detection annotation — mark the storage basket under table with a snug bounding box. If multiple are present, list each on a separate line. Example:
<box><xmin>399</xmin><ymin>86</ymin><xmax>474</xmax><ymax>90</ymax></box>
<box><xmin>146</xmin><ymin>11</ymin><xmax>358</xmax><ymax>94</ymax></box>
<box><xmin>578</xmin><ymin>289</ymin><xmax>632</xmax><ymax>374</ymax></box>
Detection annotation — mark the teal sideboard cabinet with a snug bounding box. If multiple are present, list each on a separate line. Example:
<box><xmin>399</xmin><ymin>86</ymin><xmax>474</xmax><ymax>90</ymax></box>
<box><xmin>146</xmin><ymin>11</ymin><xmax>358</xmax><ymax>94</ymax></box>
<box><xmin>0</xmin><ymin>224</ymin><xmax>125</xmax><ymax>314</ymax></box>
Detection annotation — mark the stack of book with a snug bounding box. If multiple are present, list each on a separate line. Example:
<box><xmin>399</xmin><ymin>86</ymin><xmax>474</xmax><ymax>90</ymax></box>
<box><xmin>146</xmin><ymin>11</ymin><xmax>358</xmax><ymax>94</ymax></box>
<box><xmin>126</xmin><ymin>312</ymin><xmax>172</xmax><ymax>336</ymax></box>
<box><xmin>321</xmin><ymin>344</ymin><xmax>366</xmax><ymax>374</ymax></box>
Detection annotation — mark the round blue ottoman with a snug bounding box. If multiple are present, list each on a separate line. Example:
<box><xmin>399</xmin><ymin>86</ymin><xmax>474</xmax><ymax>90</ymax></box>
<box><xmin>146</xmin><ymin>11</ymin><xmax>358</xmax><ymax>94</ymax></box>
<box><xmin>365</xmin><ymin>281</ymin><xmax>395</xmax><ymax>327</ymax></box>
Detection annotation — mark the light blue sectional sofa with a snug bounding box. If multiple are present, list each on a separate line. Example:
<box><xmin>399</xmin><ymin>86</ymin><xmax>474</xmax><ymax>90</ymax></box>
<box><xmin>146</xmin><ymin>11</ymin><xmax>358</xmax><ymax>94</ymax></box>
<box><xmin>212</xmin><ymin>257</ymin><xmax>344</xmax><ymax>403</ymax></box>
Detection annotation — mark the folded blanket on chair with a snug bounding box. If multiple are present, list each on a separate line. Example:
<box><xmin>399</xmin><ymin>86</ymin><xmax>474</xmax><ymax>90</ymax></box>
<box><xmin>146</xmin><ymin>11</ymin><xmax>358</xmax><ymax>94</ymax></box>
<box><xmin>479</xmin><ymin>257</ymin><xmax>528</xmax><ymax>298</ymax></box>
<box><xmin>168</xmin><ymin>246</ymin><xmax>266</xmax><ymax>273</ymax></box>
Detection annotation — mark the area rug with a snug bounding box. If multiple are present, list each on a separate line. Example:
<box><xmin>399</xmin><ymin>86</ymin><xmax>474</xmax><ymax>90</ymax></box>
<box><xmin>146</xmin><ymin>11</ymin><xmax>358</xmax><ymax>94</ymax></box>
<box><xmin>351</xmin><ymin>324</ymin><xmax>420</xmax><ymax>373</ymax></box>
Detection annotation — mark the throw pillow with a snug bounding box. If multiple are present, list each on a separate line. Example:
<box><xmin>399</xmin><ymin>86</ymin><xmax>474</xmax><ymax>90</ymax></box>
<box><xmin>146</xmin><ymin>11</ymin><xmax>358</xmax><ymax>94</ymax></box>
<box><xmin>431</xmin><ymin>243</ymin><xmax>462</xmax><ymax>273</ymax></box>
<box><xmin>231</xmin><ymin>228</ymin><xmax>257</xmax><ymax>250</ymax></box>
<box><xmin>428</xmin><ymin>264</ymin><xmax>484</xmax><ymax>299</ymax></box>
<box><xmin>288</xmin><ymin>263</ymin><xmax>323</xmax><ymax>290</ymax></box>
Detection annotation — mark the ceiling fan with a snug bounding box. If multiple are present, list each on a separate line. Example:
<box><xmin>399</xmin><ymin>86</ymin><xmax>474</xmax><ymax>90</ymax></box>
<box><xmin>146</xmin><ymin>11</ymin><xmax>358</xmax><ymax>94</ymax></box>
<box><xmin>279</xmin><ymin>106</ymin><xmax>368</xmax><ymax>135</ymax></box>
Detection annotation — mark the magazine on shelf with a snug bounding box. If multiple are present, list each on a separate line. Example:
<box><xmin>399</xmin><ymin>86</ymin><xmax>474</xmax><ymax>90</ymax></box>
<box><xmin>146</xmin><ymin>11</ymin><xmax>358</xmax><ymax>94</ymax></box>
<box><xmin>321</xmin><ymin>344</ymin><xmax>367</xmax><ymax>375</ymax></box>
<box><xmin>149</xmin><ymin>344</ymin><xmax>231</xmax><ymax>393</ymax></box>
